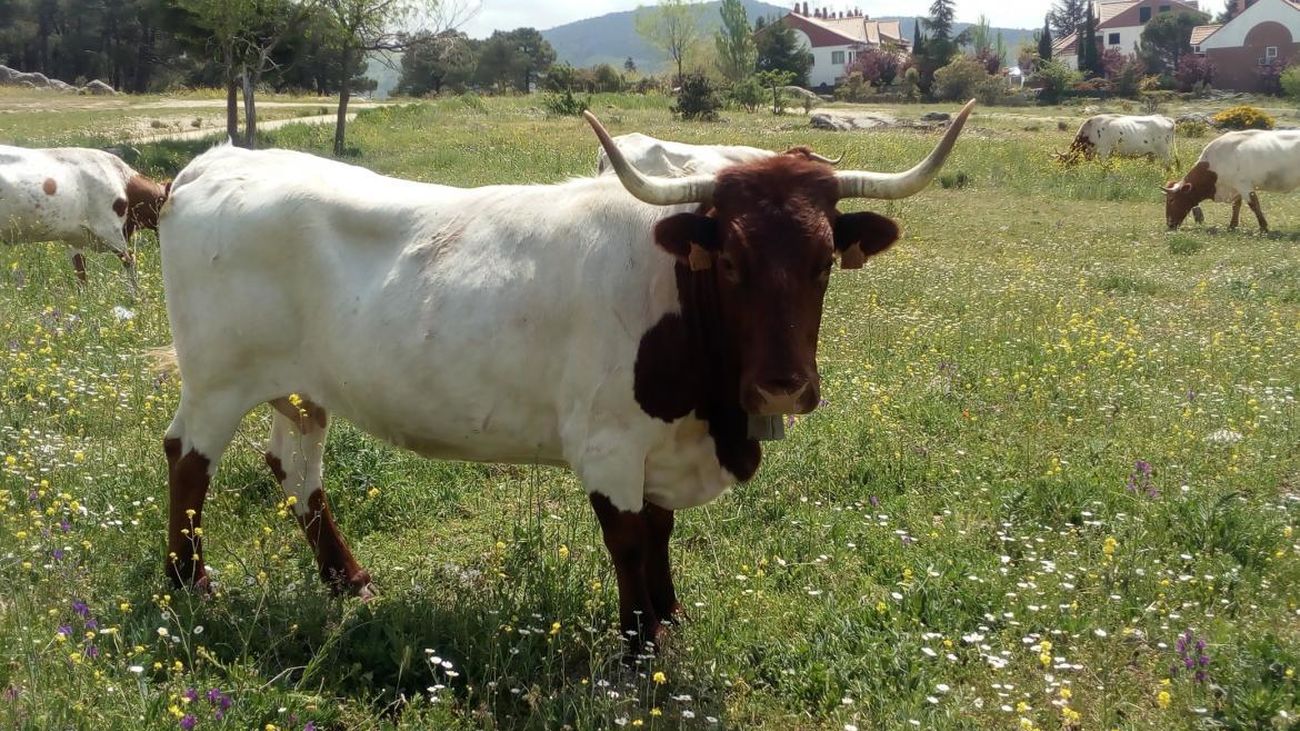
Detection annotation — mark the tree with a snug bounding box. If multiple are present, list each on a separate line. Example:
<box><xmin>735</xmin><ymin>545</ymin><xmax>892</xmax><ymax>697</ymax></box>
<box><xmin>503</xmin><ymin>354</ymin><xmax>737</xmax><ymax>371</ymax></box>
<box><xmin>754</xmin><ymin>69</ymin><xmax>795</xmax><ymax>113</ymax></box>
<box><xmin>968</xmin><ymin>14</ymin><xmax>994</xmax><ymax>55</ymax></box>
<box><xmin>1038</xmin><ymin>16</ymin><xmax>1053</xmax><ymax>62</ymax></box>
<box><xmin>474</xmin><ymin>31</ymin><xmax>522</xmax><ymax>90</ymax></box>
<box><xmin>320</xmin><ymin>0</ymin><xmax>420</xmax><ymax>156</ymax></box>
<box><xmin>754</xmin><ymin>20</ymin><xmax>812</xmax><ymax>86</ymax></box>
<box><xmin>635</xmin><ymin>0</ymin><xmax>703</xmax><ymax>84</ymax></box>
<box><xmin>923</xmin><ymin>0</ymin><xmax>955</xmax><ymax>44</ymax></box>
<box><xmin>714</xmin><ymin>0</ymin><xmax>756</xmax><ymax>82</ymax></box>
<box><xmin>1078</xmin><ymin>0</ymin><xmax>1101</xmax><ymax>77</ymax></box>
<box><xmin>912</xmin><ymin>17</ymin><xmax>924</xmax><ymax>56</ymax></box>
<box><xmin>850</xmin><ymin>48</ymin><xmax>901</xmax><ymax>88</ymax></box>
<box><xmin>505</xmin><ymin>27</ymin><xmax>555</xmax><ymax>92</ymax></box>
<box><xmin>1174</xmin><ymin>52</ymin><xmax>1214</xmax><ymax>91</ymax></box>
<box><xmin>624</xmin><ymin>56</ymin><xmax>636</xmax><ymax>73</ymax></box>
<box><xmin>1216</xmin><ymin>0</ymin><xmax>1238</xmax><ymax>23</ymax></box>
<box><xmin>917</xmin><ymin>0</ymin><xmax>958</xmax><ymax>93</ymax></box>
<box><xmin>1138</xmin><ymin>9</ymin><xmax>1210</xmax><ymax>75</ymax></box>
<box><xmin>1049</xmin><ymin>0</ymin><xmax>1088</xmax><ymax>40</ymax></box>
<box><xmin>398</xmin><ymin>29</ymin><xmax>476</xmax><ymax>95</ymax></box>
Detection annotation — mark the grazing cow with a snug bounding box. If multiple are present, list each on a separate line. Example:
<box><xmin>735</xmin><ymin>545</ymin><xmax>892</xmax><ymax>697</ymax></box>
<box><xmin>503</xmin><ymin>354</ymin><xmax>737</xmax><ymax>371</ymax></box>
<box><xmin>596</xmin><ymin>133</ymin><xmax>841</xmax><ymax>177</ymax></box>
<box><xmin>155</xmin><ymin>101</ymin><xmax>974</xmax><ymax>651</ymax></box>
<box><xmin>1164</xmin><ymin>129</ymin><xmax>1300</xmax><ymax>232</ymax></box>
<box><xmin>1057</xmin><ymin>114</ymin><xmax>1177</xmax><ymax>166</ymax></box>
<box><xmin>0</xmin><ymin>145</ymin><xmax>166</xmax><ymax>285</ymax></box>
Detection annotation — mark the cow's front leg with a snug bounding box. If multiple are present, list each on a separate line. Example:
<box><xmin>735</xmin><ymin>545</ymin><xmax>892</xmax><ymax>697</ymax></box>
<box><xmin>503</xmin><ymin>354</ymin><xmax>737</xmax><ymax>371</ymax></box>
<box><xmin>1247</xmin><ymin>192</ymin><xmax>1269</xmax><ymax>232</ymax></box>
<box><xmin>70</xmin><ymin>251</ymin><xmax>88</xmax><ymax>284</ymax></box>
<box><xmin>643</xmin><ymin>502</ymin><xmax>684</xmax><ymax>624</ymax></box>
<box><xmin>1229</xmin><ymin>197</ymin><xmax>1242</xmax><ymax>229</ymax></box>
<box><xmin>588</xmin><ymin>493</ymin><xmax>661</xmax><ymax>651</ymax></box>
<box><xmin>1192</xmin><ymin>206</ymin><xmax>1204</xmax><ymax>225</ymax></box>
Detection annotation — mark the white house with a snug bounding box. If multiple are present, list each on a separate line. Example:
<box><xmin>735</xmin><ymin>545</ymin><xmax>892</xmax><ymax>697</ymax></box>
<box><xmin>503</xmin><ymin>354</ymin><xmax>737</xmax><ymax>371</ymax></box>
<box><xmin>1053</xmin><ymin>0</ymin><xmax>1204</xmax><ymax>70</ymax></box>
<box><xmin>777</xmin><ymin>3</ymin><xmax>909</xmax><ymax>88</ymax></box>
<box><xmin>1194</xmin><ymin>0</ymin><xmax>1300</xmax><ymax>91</ymax></box>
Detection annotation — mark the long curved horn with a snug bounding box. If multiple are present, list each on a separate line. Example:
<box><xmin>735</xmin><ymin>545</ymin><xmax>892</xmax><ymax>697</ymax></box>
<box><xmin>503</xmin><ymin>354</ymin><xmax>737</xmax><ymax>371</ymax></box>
<box><xmin>835</xmin><ymin>99</ymin><xmax>976</xmax><ymax>200</ymax></box>
<box><xmin>809</xmin><ymin>151</ymin><xmax>844</xmax><ymax>165</ymax></box>
<box><xmin>583</xmin><ymin>111</ymin><xmax>715</xmax><ymax>206</ymax></box>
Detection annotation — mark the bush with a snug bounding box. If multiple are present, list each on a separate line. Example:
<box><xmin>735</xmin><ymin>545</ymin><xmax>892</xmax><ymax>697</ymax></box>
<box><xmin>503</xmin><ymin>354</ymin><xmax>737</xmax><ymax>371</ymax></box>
<box><xmin>933</xmin><ymin>57</ymin><xmax>991</xmax><ymax>102</ymax></box>
<box><xmin>975</xmin><ymin>75</ymin><xmax>1008</xmax><ymax>105</ymax></box>
<box><xmin>541</xmin><ymin>87</ymin><xmax>591</xmax><ymax>116</ymax></box>
<box><xmin>1175</xmin><ymin>53</ymin><xmax>1214</xmax><ymax>92</ymax></box>
<box><xmin>849</xmin><ymin>48</ymin><xmax>901</xmax><ymax>88</ymax></box>
<box><xmin>1177</xmin><ymin>118</ymin><xmax>1209</xmax><ymax>137</ymax></box>
<box><xmin>1213</xmin><ymin>105</ymin><xmax>1275</xmax><ymax>130</ymax></box>
<box><xmin>672</xmin><ymin>73</ymin><xmax>723</xmax><ymax>121</ymax></box>
<box><xmin>1035</xmin><ymin>60</ymin><xmax>1081</xmax><ymax>104</ymax></box>
<box><xmin>1116</xmin><ymin>60</ymin><xmax>1143</xmax><ymax>98</ymax></box>
<box><xmin>835</xmin><ymin>72</ymin><xmax>874</xmax><ymax>102</ymax></box>
<box><xmin>730</xmin><ymin>76</ymin><xmax>765</xmax><ymax>112</ymax></box>
<box><xmin>1282</xmin><ymin>65</ymin><xmax>1300</xmax><ymax>102</ymax></box>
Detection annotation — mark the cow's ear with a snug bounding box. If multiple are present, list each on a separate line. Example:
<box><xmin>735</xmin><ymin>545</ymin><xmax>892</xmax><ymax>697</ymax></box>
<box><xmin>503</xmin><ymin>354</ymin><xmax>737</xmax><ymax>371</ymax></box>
<box><xmin>833</xmin><ymin>211</ymin><xmax>899</xmax><ymax>270</ymax></box>
<box><xmin>654</xmin><ymin>212</ymin><xmax>719</xmax><ymax>271</ymax></box>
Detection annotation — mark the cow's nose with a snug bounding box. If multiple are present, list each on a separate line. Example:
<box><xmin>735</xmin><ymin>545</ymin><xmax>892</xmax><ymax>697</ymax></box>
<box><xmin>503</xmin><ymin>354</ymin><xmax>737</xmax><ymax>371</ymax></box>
<box><xmin>752</xmin><ymin>377</ymin><xmax>811</xmax><ymax>416</ymax></box>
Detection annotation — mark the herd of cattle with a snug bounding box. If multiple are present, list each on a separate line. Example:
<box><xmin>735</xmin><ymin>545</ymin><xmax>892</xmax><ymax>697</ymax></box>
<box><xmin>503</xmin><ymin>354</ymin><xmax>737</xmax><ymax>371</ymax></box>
<box><xmin>1</xmin><ymin>100</ymin><xmax>1298</xmax><ymax>653</ymax></box>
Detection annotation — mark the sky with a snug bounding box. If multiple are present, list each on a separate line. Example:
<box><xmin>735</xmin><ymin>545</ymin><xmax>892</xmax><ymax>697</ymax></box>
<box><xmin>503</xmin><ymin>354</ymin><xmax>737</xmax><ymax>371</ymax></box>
<box><xmin>460</xmin><ymin>0</ymin><xmax>1060</xmax><ymax>38</ymax></box>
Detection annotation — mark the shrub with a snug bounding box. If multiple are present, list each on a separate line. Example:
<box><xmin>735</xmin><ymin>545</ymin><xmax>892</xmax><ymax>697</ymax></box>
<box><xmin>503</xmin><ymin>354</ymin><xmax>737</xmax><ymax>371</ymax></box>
<box><xmin>1036</xmin><ymin>60</ymin><xmax>1081</xmax><ymax>104</ymax></box>
<box><xmin>1100</xmin><ymin>48</ymin><xmax>1127</xmax><ymax>79</ymax></box>
<box><xmin>975</xmin><ymin>76</ymin><xmax>1008</xmax><ymax>105</ymax></box>
<box><xmin>1177</xmin><ymin>118</ymin><xmax>1209</xmax><ymax>137</ymax></box>
<box><xmin>672</xmin><ymin>73</ymin><xmax>723</xmax><ymax>121</ymax></box>
<box><xmin>1213</xmin><ymin>105</ymin><xmax>1275</xmax><ymax>130</ymax></box>
<box><xmin>849</xmin><ymin>48</ymin><xmax>901</xmax><ymax>88</ymax></box>
<box><xmin>1174</xmin><ymin>53</ymin><xmax>1214</xmax><ymax>92</ymax></box>
<box><xmin>902</xmin><ymin>66</ymin><xmax>921</xmax><ymax>99</ymax></box>
<box><xmin>541</xmin><ymin>87</ymin><xmax>591</xmax><ymax>116</ymax></box>
<box><xmin>730</xmin><ymin>76</ymin><xmax>765</xmax><ymax>112</ymax></box>
<box><xmin>835</xmin><ymin>72</ymin><xmax>874</xmax><ymax>102</ymax></box>
<box><xmin>1281</xmin><ymin>65</ymin><xmax>1300</xmax><ymax>102</ymax></box>
<box><xmin>1116</xmin><ymin>60</ymin><xmax>1143</xmax><ymax>98</ymax></box>
<box><xmin>933</xmin><ymin>57</ymin><xmax>991</xmax><ymax>102</ymax></box>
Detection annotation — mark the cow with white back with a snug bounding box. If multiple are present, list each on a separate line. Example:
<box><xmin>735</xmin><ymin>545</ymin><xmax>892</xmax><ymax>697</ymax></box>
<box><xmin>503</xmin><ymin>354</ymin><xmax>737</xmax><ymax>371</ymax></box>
<box><xmin>1056</xmin><ymin>114</ymin><xmax>1177</xmax><ymax>167</ymax></box>
<box><xmin>0</xmin><ymin>145</ymin><xmax>167</xmax><ymax>286</ymax></box>
<box><xmin>1164</xmin><ymin>129</ymin><xmax>1300</xmax><ymax>232</ymax></box>
<box><xmin>154</xmin><ymin>101</ymin><xmax>974</xmax><ymax>652</ymax></box>
<box><xmin>596</xmin><ymin>132</ymin><xmax>841</xmax><ymax>177</ymax></box>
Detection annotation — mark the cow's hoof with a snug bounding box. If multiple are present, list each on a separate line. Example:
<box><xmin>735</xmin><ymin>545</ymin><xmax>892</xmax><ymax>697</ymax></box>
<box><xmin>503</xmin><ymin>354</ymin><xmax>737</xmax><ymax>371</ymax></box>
<box><xmin>355</xmin><ymin>582</ymin><xmax>378</xmax><ymax>602</ymax></box>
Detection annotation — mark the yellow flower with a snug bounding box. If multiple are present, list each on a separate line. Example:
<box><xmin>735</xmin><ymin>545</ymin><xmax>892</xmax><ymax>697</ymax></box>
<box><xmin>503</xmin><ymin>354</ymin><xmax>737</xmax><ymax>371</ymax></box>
<box><xmin>73</xmin><ymin>451</ymin><xmax>85</xmax><ymax>463</ymax></box>
<box><xmin>1016</xmin><ymin>701</ymin><xmax>1030</xmax><ymax>713</ymax></box>
<box><xmin>550</xmin><ymin>622</ymin><xmax>561</xmax><ymax>636</ymax></box>
<box><xmin>557</xmin><ymin>544</ymin><xmax>570</xmax><ymax>560</ymax></box>
<box><xmin>653</xmin><ymin>671</ymin><xmax>667</xmax><ymax>684</ymax></box>
<box><xmin>285</xmin><ymin>495</ymin><xmax>297</xmax><ymax>507</ymax></box>
<box><xmin>184</xmin><ymin>509</ymin><xmax>195</xmax><ymax>518</ymax></box>
<box><xmin>367</xmin><ymin>487</ymin><xmax>380</xmax><ymax>498</ymax></box>
<box><xmin>1103</xmin><ymin>536</ymin><xmax>1118</xmax><ymax>556</ymax></box>
<box><xmin>1059</xmin><ymin>687</ymin><xmax>1072</xmax><ymax>700</ymax></box>
<box><xmin>650</xmin><ymin>708</ymin><xmax>662</xmax><ymax>717</ymax></box>
<box><xmin>1156</xmin><ymin>690</ymin><xmax>1171</xmax><ymax>709</ymax></box>
<box><xmin>1062</xmin><ymin>707</ymin><xmax>1081</xmax><ymax>723</ymax></box>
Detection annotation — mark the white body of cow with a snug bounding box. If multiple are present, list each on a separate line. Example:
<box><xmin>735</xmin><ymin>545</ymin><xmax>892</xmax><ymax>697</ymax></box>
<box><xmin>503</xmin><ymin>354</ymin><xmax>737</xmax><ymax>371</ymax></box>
<box><xmin>1067</xmin><ymin>114</ymin><xmax>1176</xmax><ymax>164</ymax></box>
<box><xmin>161</xmin><ymin>145</ymin><xmax>725</xmax><ymax>514</ymax></box>
<box><xmin>597</xmin><ymin>133</ymin><xmax>777</xmax><ymax>177</ymax></box>
<box><xmin>0</xmin><ymin>145</ymin><xmax>138</xmax><ymax>272</ymax></box>
<box><xmin>1196</xmin><ymin>129</ymin><xmax>1300</xmax><ymax>204</ymax></box>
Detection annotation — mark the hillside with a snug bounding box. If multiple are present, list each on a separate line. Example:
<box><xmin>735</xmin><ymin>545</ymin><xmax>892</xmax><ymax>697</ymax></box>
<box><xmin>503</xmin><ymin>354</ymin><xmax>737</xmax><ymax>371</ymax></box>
<box><xmin>542</xmin><ymin>4</ymin><xmax>1036</xmax><ymax>71</ymax></box>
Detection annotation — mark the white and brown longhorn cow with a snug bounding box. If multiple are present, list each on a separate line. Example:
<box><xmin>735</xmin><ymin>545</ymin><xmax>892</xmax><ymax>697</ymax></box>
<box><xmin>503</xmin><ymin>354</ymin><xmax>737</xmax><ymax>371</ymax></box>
<box><xmin>0</xmin><ymin>145</ymin><xmax>167</xmax><ymax>285</ymax></box>
<box><xmin>596</xmin><ymin>133</ymin><xmax>841</xmax><ymax>177</ymax></box>
<box><xmin>1057</xmin><ymin>114</ymin><xmax>1177</xmax><ymax>167</ymax></box>
<box><xmin>154</xmin><ymin>101</ymin><xmax>975</xmax><ymax>652</ymax></box>
<box><xmin>1164</xmin><ymin>129</ymin><xmax>1300</xmax><ymax>232</ymax></box>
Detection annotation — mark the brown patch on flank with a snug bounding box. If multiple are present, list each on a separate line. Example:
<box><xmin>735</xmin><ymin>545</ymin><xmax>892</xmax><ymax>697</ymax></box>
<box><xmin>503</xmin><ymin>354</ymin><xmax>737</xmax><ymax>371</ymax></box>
<box><xmin>270</xmin><ymin>396</ymin><xmax>328</xmax><ymax>431</ymax></box>
<box><xmin>42</xmin><ymin>178</ymin><xmax>57</xmax><ymax>195</ymax></box>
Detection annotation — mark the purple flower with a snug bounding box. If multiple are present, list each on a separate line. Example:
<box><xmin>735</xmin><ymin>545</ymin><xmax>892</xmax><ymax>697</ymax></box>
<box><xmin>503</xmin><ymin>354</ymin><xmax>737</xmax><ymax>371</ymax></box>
<box><xmin>180</xmin><ymin>714</ymin><xmax>197</xmax><ymax>731</ymax></box>
<box><xmin>3</xmin><ymin>686</ymin><xmax>19</xmax><ymax>701</ymax></box>
<box><xmin>60</xmin><ymin>519</ymin><xmax>71</xmax><ymax>532</ymax></box>
<box><xmin>51</xmin><ymin>549</ymin><xmax>65</xmax><ymax>561</ymax></box>
<box><xmin>304</xmin><ymin>722</ymin><xmax>316</xmax><ymax>731</ymax></box>
<box><xmin>207</xmin><ymin>688</ymin><xmax>231</xmax><ymax>719</ymax></box>
<box><xmin>869</xmin><ymin>495</ymin><xmax>880</xmax><ymax>507</ymax></box>
<box><xmin>183</xmin><ymin>688</ymin><xmax>199</xmax><ymax>702</ymax></box>
<box><xmin>83</xmin><ymin>645</ymin><xmax>99</xmax><ymax>659</ymax></box>
<box><xmin>71</xmin><ymin>600</ymin><xmax>89</xmax><ymax>618</ymax></box>
<box><xmin>57</xmin><ymin>624</ymin><xmax>72</xmax><ymax>637</ymax></box>
<box><xmin>85</xmin><ymin>619</ymin><xmax>98</xmax><ymax>631</ymax></box>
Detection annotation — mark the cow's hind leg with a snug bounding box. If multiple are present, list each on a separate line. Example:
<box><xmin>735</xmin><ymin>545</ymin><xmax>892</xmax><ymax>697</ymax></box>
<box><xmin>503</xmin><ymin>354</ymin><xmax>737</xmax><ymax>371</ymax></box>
<box><xmin>588</xmin><ymin>493</ymin><xmax>661</xmax><ymax>653</ymax></box>
<box><xmin>1229</xmin><ymin>197</ymin><xmax>1242</xmax><ymax>229</ymax></box>
<box><xmin>1247</xmin><ymin>192</ymin><xmax>1269</xmax><ymax>232</ymax></box>
<box><xmin>163</xmin><ymin>391</ymin><xmax>248</xmax><ymax>589</ymax></box>
<box><xmin>643</xmin><ymin>503</ymin><xmax>684</xmax><ymax>624</ymax></box>
<box><xmin>265</xmin><ymin>399</ymin><xmax>372</xmax><ymax>598</ymax></box>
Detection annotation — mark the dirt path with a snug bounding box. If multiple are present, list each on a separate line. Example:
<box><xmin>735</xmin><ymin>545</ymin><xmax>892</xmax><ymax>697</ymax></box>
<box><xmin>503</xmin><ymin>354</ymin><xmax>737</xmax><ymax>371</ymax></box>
<box><xmin>131</xmin><ymin>112</ymin><xmax>356</xmax><ymax>144</ymax></box>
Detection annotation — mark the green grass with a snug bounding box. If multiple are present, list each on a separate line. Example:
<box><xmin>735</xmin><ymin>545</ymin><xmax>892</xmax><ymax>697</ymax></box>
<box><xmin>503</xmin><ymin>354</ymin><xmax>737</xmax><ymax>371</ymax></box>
<box><xmin>2</xmin><ymin>94</ymin><xmax>1299</xmax><ymax>730</ymax></box>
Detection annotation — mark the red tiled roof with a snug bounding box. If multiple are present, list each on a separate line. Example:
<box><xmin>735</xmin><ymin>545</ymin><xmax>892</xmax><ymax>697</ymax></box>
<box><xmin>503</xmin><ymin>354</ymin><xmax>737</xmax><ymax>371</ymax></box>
<box><xmin>1190</xmin><ymin>24</ymin><xmax>1221</xmax><ymax>46</ymax></box>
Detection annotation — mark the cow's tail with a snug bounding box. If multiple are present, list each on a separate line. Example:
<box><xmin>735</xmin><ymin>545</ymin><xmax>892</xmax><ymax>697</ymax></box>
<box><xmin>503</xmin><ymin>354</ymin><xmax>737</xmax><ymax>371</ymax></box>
<box><xmin>146</xmin><ymin>345</ymin><xmax>180</xmax><ymax>379</ymax></box>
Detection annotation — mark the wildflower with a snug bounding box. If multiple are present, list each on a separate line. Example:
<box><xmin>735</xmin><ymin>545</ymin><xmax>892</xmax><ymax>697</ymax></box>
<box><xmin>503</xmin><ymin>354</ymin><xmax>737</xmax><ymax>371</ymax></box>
<box><xmin>1102</xmin><ymin>536</ymin><xmax>1118</xmax><ymax>559</ymax></box>
<box><xmin>1061</xmin><ymin>707</ymin><xmax>1081</xmax><ymax>724</ymax></box>
<box><xmin>180</xmin><ymin>714</ymin><xmax>197</xmax><ymax>731</ymax></box>
<box><xmin>650</xmin><ymin>708</ymin><xmax>662</xmax><ymax>717</ymax></box>
<box><xmin>557</xmin><ymin>544</ymin><xmax>569</xmax><ymax>560</ymax></box>
<box><xmin>1157</xmin><ymin>690</ymin><xmax>1171</xmax><ymax>709</ymax></box>
<box><xmin>653</xmin><ymin>671</ymin><xmax>667</xmax><ymax>684</ymax></box>
<box><xmin>367</xmin><ymin>487</ymin><xmax>380</xmax><ymax>498</ymax></box>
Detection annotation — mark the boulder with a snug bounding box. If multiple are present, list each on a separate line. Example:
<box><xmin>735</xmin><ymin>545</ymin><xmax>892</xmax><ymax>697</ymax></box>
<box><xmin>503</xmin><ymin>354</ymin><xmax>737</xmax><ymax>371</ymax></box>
<box><xmin>84</xmin><ymin>79</ymin><xmax>116</xmax><ymax>95</ymax></box>
<box><xmin>920</xmin><ymin>111</ymin><xmax>951</xmax><ymax>122</ymax></box>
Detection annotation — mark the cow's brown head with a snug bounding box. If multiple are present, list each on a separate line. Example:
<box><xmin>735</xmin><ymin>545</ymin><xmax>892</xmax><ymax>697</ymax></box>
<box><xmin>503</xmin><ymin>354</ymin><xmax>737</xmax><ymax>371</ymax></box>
<box><xmin>587</xmin><ymin>101</ymin><xmax>975</xmax><ymax>417</ymax></box>
<box><xmin>1163</xmin><ymin>162</ymin><xmax>1216</xmax><ymax>230</ymax></box>
<box><xmin>122</xmin><ymin>175</ymin><xmax>169</xmax><ymax>239</ymax></box>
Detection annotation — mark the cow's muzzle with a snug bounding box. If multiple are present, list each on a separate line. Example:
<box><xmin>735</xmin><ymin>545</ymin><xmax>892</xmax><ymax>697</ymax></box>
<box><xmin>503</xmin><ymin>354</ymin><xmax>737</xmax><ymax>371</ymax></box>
<box><xmin>747</xmin><ymin>377</ymin><xmax>819</xmax><ymax>416</ymax></box>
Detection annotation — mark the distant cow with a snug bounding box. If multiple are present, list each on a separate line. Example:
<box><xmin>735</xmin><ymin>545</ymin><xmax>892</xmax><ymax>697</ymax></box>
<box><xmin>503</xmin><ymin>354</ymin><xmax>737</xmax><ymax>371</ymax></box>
<box><xmin>597</xmin><ymin>133</ymin><xmax>840</xmax><ymax>177</ymax></box>
<box><xmin>0</xmin><ymin>145</ymin><xmax>167</xmax><ymax>285</ymax></box>
<box><xmin>1057</xmin><ymin>114</ymin><xmax>1176</xmax><ymax>166</ymax></box>
<box><xmin>1164</xmin><ymin>129</ymin><xmax>1300</xmax><ymax>232</ymax></box>
<box><xmin>154</xmin><ymin>102</ymin><xmax>976</xmax><ymax>652</ymax></box>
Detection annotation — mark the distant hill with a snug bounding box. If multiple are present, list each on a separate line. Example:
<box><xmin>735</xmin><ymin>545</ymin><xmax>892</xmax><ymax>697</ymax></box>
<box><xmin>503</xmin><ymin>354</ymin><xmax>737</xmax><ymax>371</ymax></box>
<box><xmin>542</xmin><ymin>4</ymin><xmax>1036</xmax><ymax>72</ymax></box>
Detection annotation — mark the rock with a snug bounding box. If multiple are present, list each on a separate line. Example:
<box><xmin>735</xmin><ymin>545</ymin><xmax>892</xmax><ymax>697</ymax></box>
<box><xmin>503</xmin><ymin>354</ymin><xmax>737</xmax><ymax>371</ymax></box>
<box><xmin>84</xmin><ymin>80</ymin><xmax>116</xmax><ymax>95</ymax></box>
<box><xmin>920</xmin><ymin>111</ymin><xmax>951</xmax><ymax>122</ymax></box>
<box><xmin>810</xmin><ymin>110</ymin><xmax>904</xmax><ymax>131</ymax></box>
<box><xmin>1177</xmin><ymin>113</ymin><xmax>1214</xmax><ymax>126</ymax></box>
<box><xmin>811</xmin><ymin>112</ymin><xmax>855</xmax><ymax>131</ymax></box>
<box><xmin>0</xmin><ymin>64</ymin><xmax>83</xmax><ymax>93</ymax></box>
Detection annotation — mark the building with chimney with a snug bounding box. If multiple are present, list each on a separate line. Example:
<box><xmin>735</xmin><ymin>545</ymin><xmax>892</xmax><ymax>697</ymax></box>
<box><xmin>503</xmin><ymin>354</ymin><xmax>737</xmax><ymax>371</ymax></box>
<box><xmin>1052</xmin><ymin>0</ymin><xmax>1203</xmax><ymax>70</ymax></box>
<box><xmin>1191</xmin><ymin>0</ymin><xmax>1300</xmax><ymax>91</ymax></box>
<box><xmin>777</xmin><ymin>3</ymin><xmax>909</xmax><ymax>88</ymax></box>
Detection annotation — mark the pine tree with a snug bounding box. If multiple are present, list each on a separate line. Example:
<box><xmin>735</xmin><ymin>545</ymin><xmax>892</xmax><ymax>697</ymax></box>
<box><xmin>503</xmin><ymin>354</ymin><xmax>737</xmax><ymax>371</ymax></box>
<box><xmin>1038</xmin><ymin>16</ymin><xmax>1054</xmax><ymax>61</ymax></box>
<box><xmin>923</xmin><ymin>0</ymin><xmax>955</xmax><ymax>43</ymax></box>
<box><xmin>1049</xmin><ymin>0</ymin><xmax>1088</xmax><ymax>40</ymax></box>
<box><xmin>912</xmin><ymin>18</ymin><xmax>924</xmax><ymax>56</ymax></box>
<box><xmin>1080</xmin><ymin>0</ymin><xmax>1100</xmax><ymax>76</ymax></box>
<box><xmin>715</xmin><ymin>0</ymin><xmax>757</xmax><ymax>82</ymax></box>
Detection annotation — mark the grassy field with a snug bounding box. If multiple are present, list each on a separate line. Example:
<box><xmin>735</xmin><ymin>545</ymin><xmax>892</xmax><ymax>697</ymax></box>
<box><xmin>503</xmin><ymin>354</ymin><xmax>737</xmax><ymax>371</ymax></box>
<box><xmin>1</xmin><ymin>92</ymin><xmax>1298</xmax><ymax>730</ymax></box>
